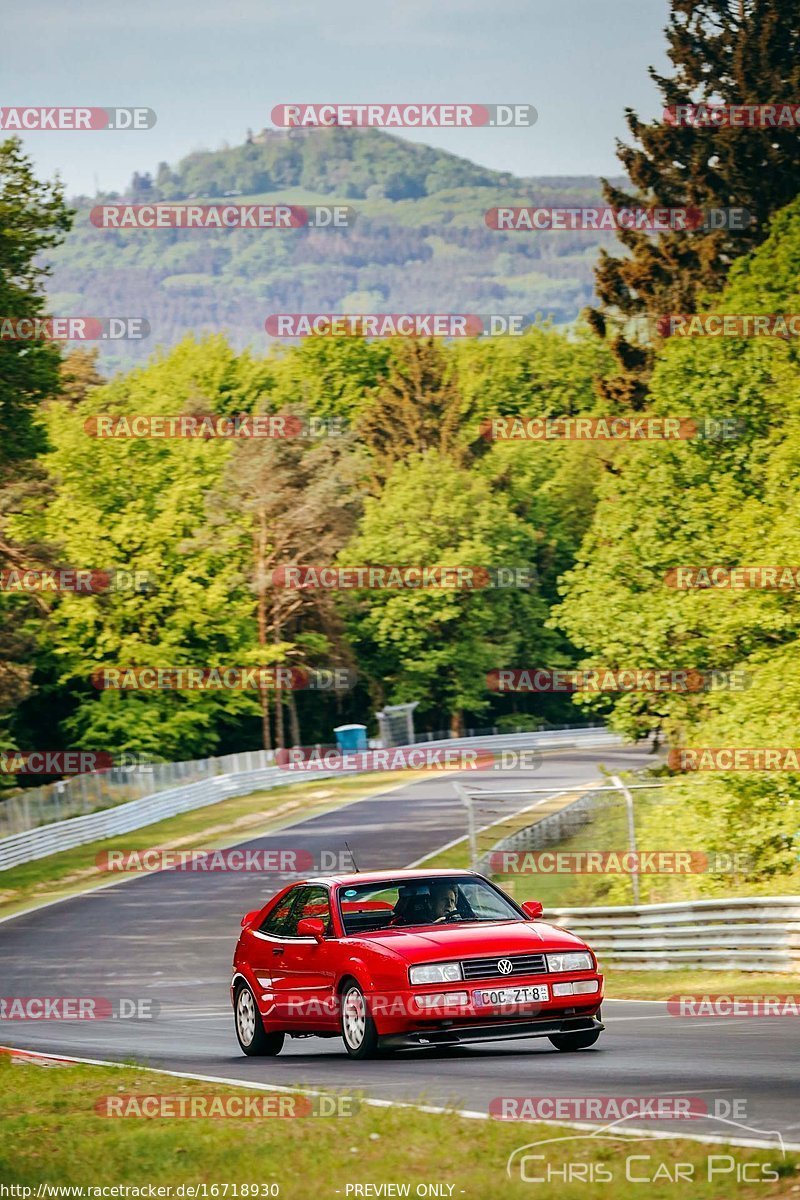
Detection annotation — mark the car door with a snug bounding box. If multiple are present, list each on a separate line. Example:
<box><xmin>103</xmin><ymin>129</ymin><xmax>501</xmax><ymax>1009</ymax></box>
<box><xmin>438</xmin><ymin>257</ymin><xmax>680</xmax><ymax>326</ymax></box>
<box><xmin>245</xmin><ymin>884</ymin><xmax>306</xmax><ymax>1026</ymax></box>
<box><xmin>253</xmin><ymin>885</ymin><xmax>338</xmax><ymax>1029</ymax></box>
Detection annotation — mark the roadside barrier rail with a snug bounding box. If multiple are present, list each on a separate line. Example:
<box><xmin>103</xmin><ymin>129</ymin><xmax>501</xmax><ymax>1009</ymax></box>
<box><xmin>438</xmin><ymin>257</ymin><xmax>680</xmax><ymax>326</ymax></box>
<box><xmin>546</xmin><ymin>896</ymin><xmax>800</xmax><ymax>972</ymax></box>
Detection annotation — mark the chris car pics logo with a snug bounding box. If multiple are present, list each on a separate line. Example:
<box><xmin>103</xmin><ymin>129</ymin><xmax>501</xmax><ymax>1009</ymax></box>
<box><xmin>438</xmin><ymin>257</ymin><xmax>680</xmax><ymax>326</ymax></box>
<box><xmin>506</xmin><ymin>1115</ymin><xmax>786</xmax><ymax>1184</ymax></box>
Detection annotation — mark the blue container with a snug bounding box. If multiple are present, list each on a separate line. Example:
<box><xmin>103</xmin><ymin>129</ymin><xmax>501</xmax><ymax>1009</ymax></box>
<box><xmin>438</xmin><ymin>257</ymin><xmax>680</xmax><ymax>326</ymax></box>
<box><xmin>334</xmin><ymin>724</ymin><xmax>368</xmax><ymax>752</ymax></box>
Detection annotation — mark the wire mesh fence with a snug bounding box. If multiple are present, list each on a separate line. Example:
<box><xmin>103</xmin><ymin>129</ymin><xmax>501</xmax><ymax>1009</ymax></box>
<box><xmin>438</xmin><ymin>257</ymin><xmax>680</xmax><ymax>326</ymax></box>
<box><xmin>456</xmin><ymin>776</ymin><xmax>753</xmax><ymax>908</ymax></box>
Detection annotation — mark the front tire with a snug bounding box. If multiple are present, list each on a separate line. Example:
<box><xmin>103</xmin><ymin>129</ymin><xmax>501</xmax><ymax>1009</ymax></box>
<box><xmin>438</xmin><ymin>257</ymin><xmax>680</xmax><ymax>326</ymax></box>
<box><xmin>340</xmin><ymin>982</ymin><xmax>380</xmax><ymax>1059</ymax></box>
<box><xmin>548</xmin><ymin>1027</ymin><xmax>601</xmax><ymax>1052</ymax></box>
<box><xmin>234</xmin><ymin>982</ymin><xmax>285</xmax><ymax>1056</ymax></box>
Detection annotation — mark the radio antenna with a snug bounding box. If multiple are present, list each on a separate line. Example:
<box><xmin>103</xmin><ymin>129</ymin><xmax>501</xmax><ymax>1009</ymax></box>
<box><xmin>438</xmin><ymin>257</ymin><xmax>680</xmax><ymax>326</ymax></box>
<box><xmin>345</xmin><ymin>841</ymin><xmax>360</xmax><ymax>872</ymax></box>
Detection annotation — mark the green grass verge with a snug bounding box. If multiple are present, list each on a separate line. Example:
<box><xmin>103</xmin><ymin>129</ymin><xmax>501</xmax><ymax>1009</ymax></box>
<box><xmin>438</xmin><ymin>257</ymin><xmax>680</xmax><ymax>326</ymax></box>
<box><xmin>0</xmin><ymin>771</ymin><xmax>425</xmax><ymax>921</ymax></box>
<box><xmin>603</xmin><ymin>969</ymin><xmax>800</xmax><ymax>1000</ymax></box>
<box><xmin>1</xmin><ymin>1056</ymin><xmax>796</xmax><ymax>1198</ymax></box>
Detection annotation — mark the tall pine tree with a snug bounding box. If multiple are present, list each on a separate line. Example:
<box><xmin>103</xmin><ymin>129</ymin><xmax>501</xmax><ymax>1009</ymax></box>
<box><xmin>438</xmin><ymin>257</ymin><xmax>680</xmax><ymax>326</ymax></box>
<box><xmin>590</xmin><ymin>0</ymin><xmax>800</xmax><ymax>407</ymax></box>
<box><xmin>357</xmin><ymin>339</ymin><xmax>472</xmax><ymax>488</ymax></box>
<box><xmin>0</xmin><ymin>139</ymin><xmax>72</xmax><ymax>749</ymax></box>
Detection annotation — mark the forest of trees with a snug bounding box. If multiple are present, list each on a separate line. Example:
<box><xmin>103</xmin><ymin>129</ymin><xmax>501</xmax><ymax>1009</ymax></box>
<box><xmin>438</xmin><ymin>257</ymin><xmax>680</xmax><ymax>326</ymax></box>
<box><xmin>48</xmin><ymin>131</ymin><xmax>623</xmax><ymax>374</ymax></box>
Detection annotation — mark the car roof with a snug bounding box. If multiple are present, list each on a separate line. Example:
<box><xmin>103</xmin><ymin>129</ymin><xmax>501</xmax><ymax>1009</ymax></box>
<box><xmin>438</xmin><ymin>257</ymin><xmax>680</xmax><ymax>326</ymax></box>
<box><xmin>298</xmin><ymin>869</ymin><xmax>481</xmax><ymax>887</ymax></box>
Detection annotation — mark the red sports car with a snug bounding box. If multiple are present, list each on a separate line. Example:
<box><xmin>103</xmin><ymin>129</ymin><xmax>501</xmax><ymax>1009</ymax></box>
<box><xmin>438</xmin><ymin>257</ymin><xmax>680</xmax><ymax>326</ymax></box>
<box><xmin>231</xmin><ymin>869</ymin><xmax>603</xmax><ymax>1059</ymax></box>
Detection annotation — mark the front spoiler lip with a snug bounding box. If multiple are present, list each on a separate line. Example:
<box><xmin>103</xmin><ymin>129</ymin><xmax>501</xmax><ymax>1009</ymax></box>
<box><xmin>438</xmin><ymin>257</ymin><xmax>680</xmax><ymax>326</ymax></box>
<box><xmin>379</xmin><ymin>1013</ymin><xmax>604</xmax><ymax>1050</ymax></box>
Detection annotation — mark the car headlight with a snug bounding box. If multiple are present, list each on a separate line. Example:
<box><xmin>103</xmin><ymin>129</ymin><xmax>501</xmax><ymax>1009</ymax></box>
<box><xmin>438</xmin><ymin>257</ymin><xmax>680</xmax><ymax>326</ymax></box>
<box><xmin>409</xmin><ymin>961</ymin><xmax>463</xmax><ymax>985</ymax></box>
<box><xmin>546</xmin><ymin>951</ymin><xmax>593</xmax><ymax>973</ymax></box>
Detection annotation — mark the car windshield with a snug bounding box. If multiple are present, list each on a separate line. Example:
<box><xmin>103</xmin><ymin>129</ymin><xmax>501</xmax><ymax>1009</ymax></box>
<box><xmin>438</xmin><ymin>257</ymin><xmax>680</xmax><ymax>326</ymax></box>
<box><xmin>337</xmin><ymin>876</ymin><xmax>523</xmax><ymax>936</ymax></box>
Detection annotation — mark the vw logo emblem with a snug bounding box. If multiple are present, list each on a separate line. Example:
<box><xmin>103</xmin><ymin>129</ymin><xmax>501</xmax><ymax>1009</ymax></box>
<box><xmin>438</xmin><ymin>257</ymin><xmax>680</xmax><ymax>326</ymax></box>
<box><xmin>497</xmin><ymin>958</ymin><xmax>513</xmax><ymax>975</ymax></box>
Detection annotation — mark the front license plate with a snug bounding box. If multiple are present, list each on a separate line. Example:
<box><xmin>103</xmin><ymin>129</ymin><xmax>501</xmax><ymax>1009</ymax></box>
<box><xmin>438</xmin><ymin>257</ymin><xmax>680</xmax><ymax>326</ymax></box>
<box><xmin>473</xmin><ymin>984</ymin><xmax>549</xmax><ymax>1007</ymax></box>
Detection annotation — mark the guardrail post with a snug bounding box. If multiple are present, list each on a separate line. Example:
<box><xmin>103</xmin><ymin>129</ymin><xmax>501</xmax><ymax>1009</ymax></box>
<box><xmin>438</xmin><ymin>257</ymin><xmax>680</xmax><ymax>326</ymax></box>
<box><xmin>611</xmin><ymin>773</ymin><xmax>640</xmax><ymax>905</ymax></box>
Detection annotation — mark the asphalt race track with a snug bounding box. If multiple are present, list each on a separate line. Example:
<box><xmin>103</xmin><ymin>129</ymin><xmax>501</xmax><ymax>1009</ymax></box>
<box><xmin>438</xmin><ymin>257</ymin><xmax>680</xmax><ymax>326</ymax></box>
<box><xmin>1</xmin><ymin>744</ymin><xmax>798</xmax><ymax>1150</ymax></box>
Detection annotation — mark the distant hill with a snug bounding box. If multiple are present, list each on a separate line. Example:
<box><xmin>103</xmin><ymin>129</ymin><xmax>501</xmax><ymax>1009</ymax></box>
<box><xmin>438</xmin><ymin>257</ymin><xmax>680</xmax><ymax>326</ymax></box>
<box><xmin>46</xmin><ymin>127</ymin><xmax>626</xmax><ymax>373</ymax></box>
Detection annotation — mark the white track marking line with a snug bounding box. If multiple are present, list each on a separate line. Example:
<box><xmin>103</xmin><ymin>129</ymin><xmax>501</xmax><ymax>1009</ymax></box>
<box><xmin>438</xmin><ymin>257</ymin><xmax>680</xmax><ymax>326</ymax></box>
<box><xmin>1</xmin><ymin>1044</ymin><xmax>796</xmax><ymax>1151</ymax></box>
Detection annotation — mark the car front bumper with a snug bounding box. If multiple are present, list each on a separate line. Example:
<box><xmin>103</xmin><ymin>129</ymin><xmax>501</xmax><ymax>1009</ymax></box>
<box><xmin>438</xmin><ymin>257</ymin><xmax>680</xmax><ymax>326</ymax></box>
<box><xmin>368</xmin><ymin>974</ymin><xmax>603</xmax><ymax>1038</ymax></box>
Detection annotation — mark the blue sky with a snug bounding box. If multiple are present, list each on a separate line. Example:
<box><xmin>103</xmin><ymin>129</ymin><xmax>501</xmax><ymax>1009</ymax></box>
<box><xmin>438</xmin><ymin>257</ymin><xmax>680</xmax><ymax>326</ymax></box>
<box><xmin>2</xmin><ymin>0</ymin><xmax>671</xmax><ymax>196</ymax></box>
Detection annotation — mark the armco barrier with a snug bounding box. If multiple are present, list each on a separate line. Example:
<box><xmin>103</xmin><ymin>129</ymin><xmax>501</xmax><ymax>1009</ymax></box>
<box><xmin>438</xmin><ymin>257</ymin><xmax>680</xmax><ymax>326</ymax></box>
<box><xmin>0</xmin><ymin>727</ymin><xmax>619</xmax><ymax>872</ymax></box>
<box><xmin>546</xmin><ymin>896</ymin><xmax>800</xmax><ymax>972</ymax></box>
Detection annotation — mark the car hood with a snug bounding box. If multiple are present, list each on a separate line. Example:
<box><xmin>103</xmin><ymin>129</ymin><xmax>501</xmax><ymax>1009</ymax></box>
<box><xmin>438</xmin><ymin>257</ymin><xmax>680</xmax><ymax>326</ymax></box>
<box><xmin>357</xmin><ymin>920</ymin><xmax>589</xmax><ymax>963</ymax></box>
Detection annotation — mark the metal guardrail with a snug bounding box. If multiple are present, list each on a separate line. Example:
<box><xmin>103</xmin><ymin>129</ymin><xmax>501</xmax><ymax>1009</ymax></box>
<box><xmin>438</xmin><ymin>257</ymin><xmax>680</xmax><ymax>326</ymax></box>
<box><xmin>0</xmin><ymin>726</ymin><xmax>616</xmax><ymax>872</ymax></box>
<box><xmin>546</xmin><ymin>896</ymin><xmax>800</xmax><ymax>972</ymax></box>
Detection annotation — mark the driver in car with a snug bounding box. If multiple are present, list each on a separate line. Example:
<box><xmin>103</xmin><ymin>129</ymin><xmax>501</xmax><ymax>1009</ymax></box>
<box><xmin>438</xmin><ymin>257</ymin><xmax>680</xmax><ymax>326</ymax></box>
<box><xmin>429</xmin><ymin>883</ymin><xmax>459</xmax><ymax>923</ymax></box>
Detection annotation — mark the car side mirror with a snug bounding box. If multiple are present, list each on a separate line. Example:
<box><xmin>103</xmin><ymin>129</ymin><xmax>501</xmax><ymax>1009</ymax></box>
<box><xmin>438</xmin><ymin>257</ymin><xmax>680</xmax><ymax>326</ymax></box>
<box><xmin>297</xmin><ymin>917</ymin><xmax>326</xmax><ymax>942</ymax></box>
<box><xmin>521</xmin><ymin>900</ymin><xmax>544</xmax><ymax>920</ymax></box>
<box><xmin>241</xmin><ymin>909</ymin><xmax>260</xmax><ymax>928</ymax></box>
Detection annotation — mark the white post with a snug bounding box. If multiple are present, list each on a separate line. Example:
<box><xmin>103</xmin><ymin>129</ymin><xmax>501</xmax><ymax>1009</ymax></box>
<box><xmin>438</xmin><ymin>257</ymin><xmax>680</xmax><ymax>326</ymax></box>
<box><xmin>455</xmin><ymin>782</ymin><xmax>479</xmax><ymax>871</ymax></box>
<box><xmin>611</xmin><ymin>774</ymin><xmax>640</xmax><ymax>905</ymax></box>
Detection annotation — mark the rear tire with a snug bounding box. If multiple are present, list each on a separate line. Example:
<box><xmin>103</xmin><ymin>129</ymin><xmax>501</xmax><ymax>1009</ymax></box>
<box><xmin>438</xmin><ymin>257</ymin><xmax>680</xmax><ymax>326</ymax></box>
<box><xmin>234</xmin><ymin>982</ymin><xmax>285</xmax><ymax>1057</ymax></box>
<box><xmin>340</xmin><ymin>982</ymin><xmax>380</xmax><ymax>1059</ymax></box>
<box><xmin>548</xmin><ymin>1028</ymin><xmax>601</xmax><ymax>1052</ymax></box>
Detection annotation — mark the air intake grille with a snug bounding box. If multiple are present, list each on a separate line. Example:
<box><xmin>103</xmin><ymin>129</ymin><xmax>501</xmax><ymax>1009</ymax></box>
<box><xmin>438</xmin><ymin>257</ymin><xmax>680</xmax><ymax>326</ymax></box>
<box><xmin>461</xmin><ymin>953</ymin><xmax>547</xmax><ymax>981</ymax></box>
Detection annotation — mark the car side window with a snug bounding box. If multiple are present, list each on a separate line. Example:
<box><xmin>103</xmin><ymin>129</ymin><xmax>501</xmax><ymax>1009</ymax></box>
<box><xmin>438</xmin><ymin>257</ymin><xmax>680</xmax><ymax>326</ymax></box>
<box><xmin>290</xmin><ymin>885</ymin><xmax>333</xmax><ymax>938</ymax></box>
<box><xmin>259</xmin><ymin>886</ymin><xmax>304</xmax><ymax>936</ymax></box>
